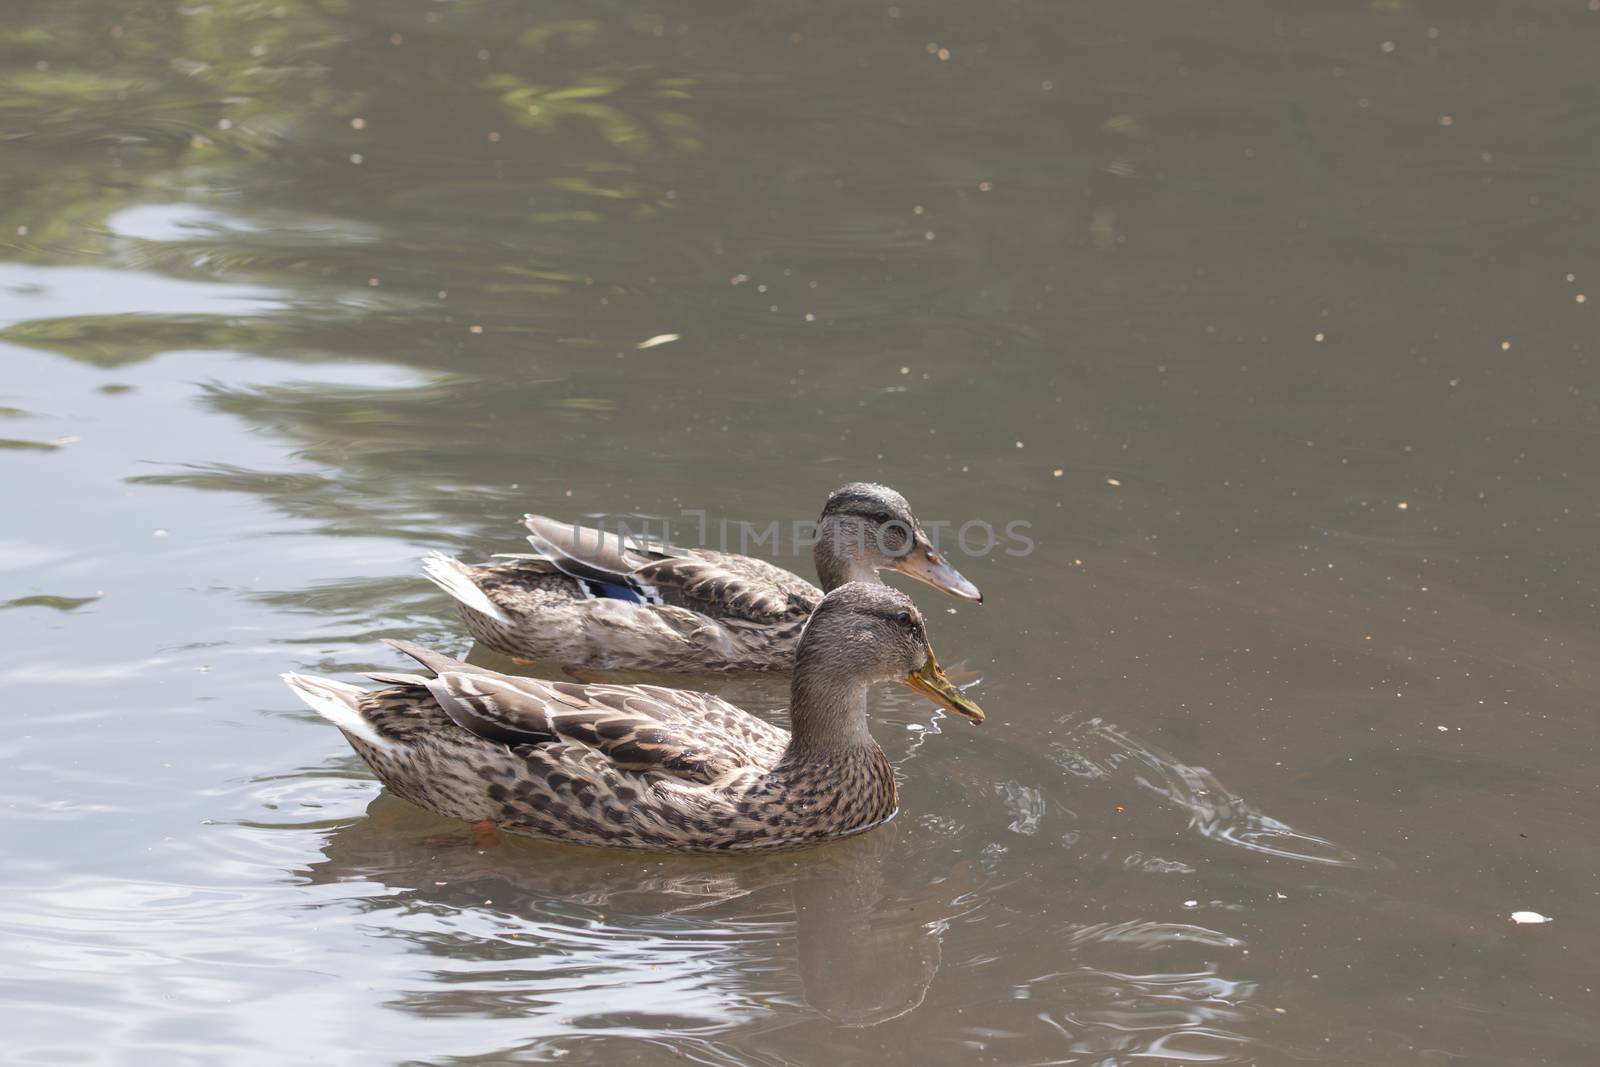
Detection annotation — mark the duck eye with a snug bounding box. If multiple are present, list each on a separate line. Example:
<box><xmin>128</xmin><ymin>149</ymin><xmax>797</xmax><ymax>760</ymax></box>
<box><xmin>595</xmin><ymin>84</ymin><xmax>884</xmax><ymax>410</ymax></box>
<box><xmin>895</xmin><ymin>610</ymin><xmax>913</xmax><ymax>627</ymax></box>
<box><xmin>876</xmin><ymin>519</ymin><xmax>913</xmax><ymax>556</ymax></box>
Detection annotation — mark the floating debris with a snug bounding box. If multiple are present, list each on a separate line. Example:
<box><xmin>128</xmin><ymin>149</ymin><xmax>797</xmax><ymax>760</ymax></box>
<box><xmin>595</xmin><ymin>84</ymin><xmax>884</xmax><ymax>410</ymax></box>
<box><xmin>1</xmin><ymin>593</ymin><xmax>103</xmax><ymax>612</ymax></box>
<box><xmin>636</xmin><ymin>333</ymin><xmax>680</xmax><ymax>350</ymax></box>
<box><xmin>0</xmin><ymin>436</ymin><xmax>76</xmax><ymax>452</ymax></box>
<box><xmin>1510</xmin><ymin>911</ymin><xmax>1552</xmax><ymax>925</ymax></box>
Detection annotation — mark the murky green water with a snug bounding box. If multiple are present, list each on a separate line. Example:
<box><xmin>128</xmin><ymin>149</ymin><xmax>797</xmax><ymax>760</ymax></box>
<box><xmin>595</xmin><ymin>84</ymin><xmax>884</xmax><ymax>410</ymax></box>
<box><xmin>4</xmin><ymin>1</ymin><xmax>1598</xmax><ymax>1063</ymax></box>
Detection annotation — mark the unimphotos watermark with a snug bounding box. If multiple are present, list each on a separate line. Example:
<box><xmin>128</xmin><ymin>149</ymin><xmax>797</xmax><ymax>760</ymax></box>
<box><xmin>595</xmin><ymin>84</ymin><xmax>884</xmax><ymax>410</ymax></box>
<box><xmin>567</xmin><ymin>510</ymin><xmax>1034</xmax><ymax>559</ymax></box>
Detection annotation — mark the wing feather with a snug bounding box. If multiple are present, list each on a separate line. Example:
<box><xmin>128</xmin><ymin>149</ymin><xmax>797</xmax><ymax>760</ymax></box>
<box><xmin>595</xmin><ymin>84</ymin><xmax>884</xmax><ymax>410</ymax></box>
<box><xmin>422</xmin><ymin>670</ymin><xmax>786</xmax><ymax>784</ymax></box>
<box><xmin>633</xmin><ymin>556</ymin><xmax>816</xmax><ymax>623</ymax></box>
<box><xmin>520</xmin><ymin>513</ymin><xmax>819</xmax><ymax>625</ymax></box>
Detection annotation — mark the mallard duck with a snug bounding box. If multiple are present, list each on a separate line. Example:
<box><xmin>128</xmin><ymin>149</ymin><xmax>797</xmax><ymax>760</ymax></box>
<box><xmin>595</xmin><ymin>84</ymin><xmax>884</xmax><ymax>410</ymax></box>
<box><xmin>282</xmin><ymin>582</ymin><xmax>984</xmax><ymax>851</ymax></box>
<box><xmin>421</xmin><ymin>483</ymin><xmax>981</xmax><ymax>671</ymax></box>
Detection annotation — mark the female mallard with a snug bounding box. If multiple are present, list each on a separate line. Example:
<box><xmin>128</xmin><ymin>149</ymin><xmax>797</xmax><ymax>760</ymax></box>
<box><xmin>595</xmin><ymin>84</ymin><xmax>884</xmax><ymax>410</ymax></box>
<box><xmin>282</xmin><ymin>583</ymin><xmax>984</xmax><ymax>851</ymax></box>
<box><xmin>421</xmin><ymin>483</ymin><xmax>981</xmax><ymax>672</ymax></box>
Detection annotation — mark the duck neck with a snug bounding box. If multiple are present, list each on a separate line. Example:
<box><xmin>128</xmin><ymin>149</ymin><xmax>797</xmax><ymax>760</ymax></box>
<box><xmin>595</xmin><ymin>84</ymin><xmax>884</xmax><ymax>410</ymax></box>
<box><xmin>778</xmin><ymin>661</ymin><xmax>880</xmax><ymax>767</ymax></box>
<box><xmin>767</xmin><ymin>623</ymin><xmax>900</xmax><ymax>832</ymax></box>
<box><xmin>814</xmin><ymin>519</ymin><xmax>881</xmax><ymax>592</ymax></box>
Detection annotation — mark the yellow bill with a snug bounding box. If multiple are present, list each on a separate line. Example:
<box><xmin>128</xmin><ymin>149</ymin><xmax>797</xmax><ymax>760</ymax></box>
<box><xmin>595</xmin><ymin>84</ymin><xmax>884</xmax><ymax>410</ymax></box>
<box><xmin>902</xmin><ymin>645</ymin><xmax>985</xmax><ymax>723</ymax></box>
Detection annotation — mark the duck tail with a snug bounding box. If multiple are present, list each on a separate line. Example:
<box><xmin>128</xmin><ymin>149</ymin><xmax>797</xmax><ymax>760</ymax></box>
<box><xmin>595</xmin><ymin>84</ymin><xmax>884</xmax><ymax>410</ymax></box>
<box><xmin>381</xmin><ymin>638</ymin><xmax>491</xmax><ymax>678</ymax></box>
<box><xmin>281</xmin><ymin>673</ymin><xmax>393</xmax><ymax>749</ymax></box>
<box><xmin>422</xmin><ymin>551</ymin><xmax>511</xmax><ymax>625</ymax></box>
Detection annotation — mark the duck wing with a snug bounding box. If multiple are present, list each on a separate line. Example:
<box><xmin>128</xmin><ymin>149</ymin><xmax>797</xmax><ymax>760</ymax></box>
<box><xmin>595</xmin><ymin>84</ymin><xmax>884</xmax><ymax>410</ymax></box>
<box><xmin>630</xmin><ymin>553</ymin><xmax>818</xmax><ymax>624</ymax></box>
<box><xmin>386</xmin><ymin>640</ymin><xmax>785</xmax><ymax>784</ymax></box>
<box><xmin>522</xmin><ymin>514</ymin><xmax>819</xmax><ymax>624</ymax></box>
<box><xmin>521</xmin><ymin>514</ymin><xmax>679</xmax><ymax>605</ymax></box>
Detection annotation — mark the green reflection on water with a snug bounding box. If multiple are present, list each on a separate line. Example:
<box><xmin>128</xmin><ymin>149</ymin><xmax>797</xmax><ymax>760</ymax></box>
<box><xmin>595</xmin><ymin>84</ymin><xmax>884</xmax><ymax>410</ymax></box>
<box><xmin>2</xmin><ymin>0</ymin><xmax>696</xmax><ymax>373</ymax></box>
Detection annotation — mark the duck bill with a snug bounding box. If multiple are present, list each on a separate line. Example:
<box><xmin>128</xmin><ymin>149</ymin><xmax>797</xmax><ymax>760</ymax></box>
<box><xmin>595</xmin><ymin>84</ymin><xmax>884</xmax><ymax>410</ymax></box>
<box><xmin>902</xmin><ymin>647</ymin><xmax>985</xmax><ymax>723</ymax></box>
<box><xmin>892</xmin><ymin>544</ymin><xmax>983</xmax><ymax>602</ymax></box>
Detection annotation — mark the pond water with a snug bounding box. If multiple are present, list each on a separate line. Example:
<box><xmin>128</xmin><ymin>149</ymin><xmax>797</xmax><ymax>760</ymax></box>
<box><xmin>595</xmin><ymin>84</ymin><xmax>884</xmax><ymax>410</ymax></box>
<box><xmin>3</xmin><ymin>2</ymin><xmax>1597</xmax><ymax>1063</ymax></box>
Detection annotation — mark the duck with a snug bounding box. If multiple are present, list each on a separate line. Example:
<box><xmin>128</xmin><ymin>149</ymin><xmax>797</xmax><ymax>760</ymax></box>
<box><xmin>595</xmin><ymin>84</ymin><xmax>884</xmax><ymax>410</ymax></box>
<box><xmin>420</xmin><ymin>483</ymin><xmax>982</xmax><ymax>672</ymax></box>
<box><xmin>281</xmin><ymin>582</ymin><xmax>984</xmax><ymax>851</ymax></box>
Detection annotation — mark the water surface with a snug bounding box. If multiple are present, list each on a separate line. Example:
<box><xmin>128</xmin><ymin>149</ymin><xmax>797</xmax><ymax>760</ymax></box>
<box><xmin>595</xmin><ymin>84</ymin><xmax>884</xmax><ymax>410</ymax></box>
<box><xmin>3</xmin><ymin>2</ymin><xmax>1597</xmax><ymax>1063</ymax></box>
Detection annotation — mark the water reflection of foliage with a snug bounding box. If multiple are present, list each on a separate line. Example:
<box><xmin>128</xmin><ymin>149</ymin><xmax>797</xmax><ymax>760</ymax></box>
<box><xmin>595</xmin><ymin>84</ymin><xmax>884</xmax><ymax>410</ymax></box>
<box><xmin>1</xmin><ymin>0</ymin><xmax>699</xmax><ymax>362</ymax></box>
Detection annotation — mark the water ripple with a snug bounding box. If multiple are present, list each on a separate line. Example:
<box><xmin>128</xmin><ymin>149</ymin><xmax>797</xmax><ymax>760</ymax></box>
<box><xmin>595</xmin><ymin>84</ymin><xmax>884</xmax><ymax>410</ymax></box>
<box><xmin>1050</xmin><ymin>719</ymin><xmax>1367</xmax><ymax>868</ymax></box>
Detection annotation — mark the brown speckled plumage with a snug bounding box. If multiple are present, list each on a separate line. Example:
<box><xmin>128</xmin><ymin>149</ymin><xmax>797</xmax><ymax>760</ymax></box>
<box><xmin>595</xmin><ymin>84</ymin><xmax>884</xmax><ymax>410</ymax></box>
<box><xmin>441</xmin><ymin>555</ymin><xmax>813</xmax><ymax>672</ymax></box>
<box><xmin>419</xmin><ymin>485</ymin><xmax>980</xmax><ymax>672</ymax></box>
<box><xmin>283</xmin><ymin>584</ymin><xmax>981</xmax><ymax>851</ymax></box>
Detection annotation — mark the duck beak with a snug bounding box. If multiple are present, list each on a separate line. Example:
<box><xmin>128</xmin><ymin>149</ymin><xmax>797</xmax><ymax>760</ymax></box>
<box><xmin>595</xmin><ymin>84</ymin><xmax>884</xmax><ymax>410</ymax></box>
<box><xmin>891</xmin><ymin>542</ymin><xmax>983</xmax><ymax>602</ymax></box>
<box><xmin>902</xmin><ymin>645</ymin><xmax>985</xmax><ymax>723</ymax></box>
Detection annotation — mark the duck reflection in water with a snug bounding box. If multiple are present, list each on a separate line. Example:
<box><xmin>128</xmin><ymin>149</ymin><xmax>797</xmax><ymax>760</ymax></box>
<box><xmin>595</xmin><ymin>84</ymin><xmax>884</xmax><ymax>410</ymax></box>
<box><xmin>301</xmin><ymin>792</ymin><xmax>987</xmax><ymax>1028</ymax></box>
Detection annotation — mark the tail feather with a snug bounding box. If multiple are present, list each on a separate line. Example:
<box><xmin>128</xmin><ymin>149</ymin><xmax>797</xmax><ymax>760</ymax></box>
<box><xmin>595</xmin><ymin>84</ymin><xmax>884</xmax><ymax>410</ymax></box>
<box><xmin>381</xmin><ymin>638</ymin><xmax>495</xmax><ymax>679</ymax></box>
<box><xmin>281</xmin><ymin>673</ymin><xmax>391</xmax><ymax>749</ymax></box>
<box><xmin>364</xmin><ymin>670</ymin><xmax>430</xmax><ymax>687</ymax></box>
<box><xmin>422</xmin><ymin>551</ymin><xmax>512</xmax><ymax>625</ymax></box>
